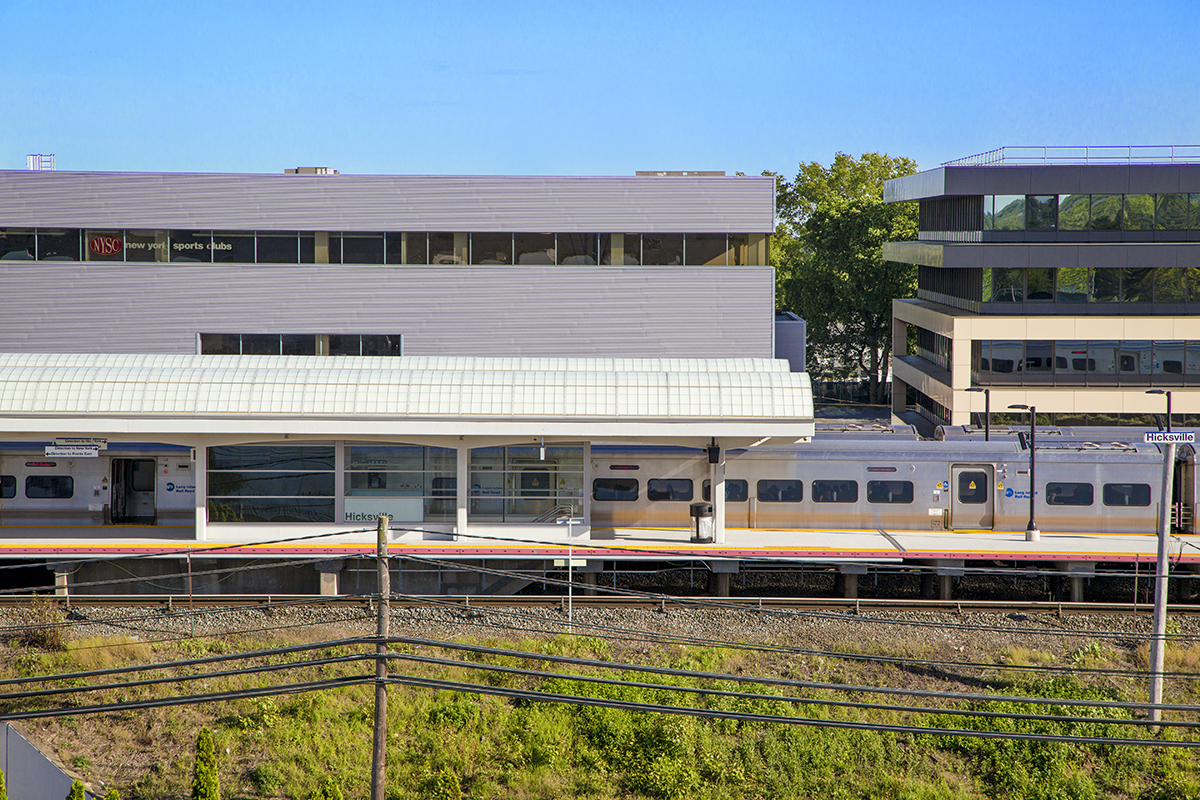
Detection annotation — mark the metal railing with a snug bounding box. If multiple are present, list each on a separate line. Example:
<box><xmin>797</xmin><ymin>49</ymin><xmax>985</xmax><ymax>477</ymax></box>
<box><xmin>943</xmin><ymin>146</ymin><xmax>1200</xmax><ymax>167</ymax></box>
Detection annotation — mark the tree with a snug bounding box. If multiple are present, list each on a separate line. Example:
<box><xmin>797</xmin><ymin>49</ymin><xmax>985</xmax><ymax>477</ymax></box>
<box><xmin>103</xmin><ymin>790</ymin><xmax>121</xmax><ymax>800</ymax></box>
<box><xmin>192</xmin><ymin>727</ymin><xmax>220</xmax><ymax>800</ymax></box>
<box><xmin>67</xmin><ymin>780</ymin><xmax>85</xmax><ymax>800</ymax></box>
<box><xmin>774</xmin><ymin>153</ymin><xmax>920</xmax><ymax>403</ymax></box>
<box><xmin>0</xmin><ymin>768</ymin><xmax>6</xmax><ymax>800</ymax></box>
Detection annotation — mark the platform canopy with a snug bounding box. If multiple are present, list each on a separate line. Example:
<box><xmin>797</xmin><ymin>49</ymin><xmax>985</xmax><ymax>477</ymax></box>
<box><xmin>0</xmin><ymin>354</ymin><xmax>813</xmax><ymax>448</ymax></box>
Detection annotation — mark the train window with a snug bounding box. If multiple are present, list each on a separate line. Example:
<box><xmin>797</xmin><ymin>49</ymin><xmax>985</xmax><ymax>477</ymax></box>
<box><xmin>867</xmin><ymin>481</ymin><xmax>914</xmax><ymax>504</ymax></box>
<box><xmin>811</xmin><ymin>480</ymin><xmax>858</xmax><ymax>503</ymax></box>
<box><xmin>702</xmin><ymin>479</ymin><xmax>749</xmax><ymax>502</ymax></box>
<box><xmin>1046</xmin><ymin>482</ymin><xmax>1094</xmax><ymax>506</ymax></box>
<box><xmin>25</xmin><ymin>476</ymin><xmax>74</xmax><ymax>499</ymax></box>
<box><xmin>647</xmin><ymin>479</ymin><xmax>693</xmax><ymax>501</ymax></box>
<box><xmin>1103</xmin><ymin>483</ymin><xmax>1152</xmax><ymax>507</ymax></box>
<box><xmin>0</xmin><ymin>475</ymin><xmax>14</xmax><ymax>499</ymax></box>
<box><xmin>593</xmin><ymin>478</ymin><xmax>638</xmax><ymax>502</ymax></box>
<box><xmin>756</xmin><ymin>479</ymin><xmax>803</xmax><ymax>502</ymax></box>
<box><xmin>957</xmin><ymin>472</ymin><xmax>989</xmax><ymax>504</ymax></box>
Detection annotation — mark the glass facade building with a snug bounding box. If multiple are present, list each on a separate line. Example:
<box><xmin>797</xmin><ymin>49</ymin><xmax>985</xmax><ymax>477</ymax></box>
<box><xmin>883</xmin><ymin>151</ymin><xmax>1200</xmax><ymax>427</ymax></box>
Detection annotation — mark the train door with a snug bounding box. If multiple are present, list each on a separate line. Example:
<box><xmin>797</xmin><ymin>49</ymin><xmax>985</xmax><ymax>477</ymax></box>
<box><xmin>111</xmin><ymin>458</ymin><xmax>156</xmax><ymax>524</ymax></box>
<box><xmin>949</xmin><ymin>464</ymin><xmax>994</xmax><ymax>530</ymax></box>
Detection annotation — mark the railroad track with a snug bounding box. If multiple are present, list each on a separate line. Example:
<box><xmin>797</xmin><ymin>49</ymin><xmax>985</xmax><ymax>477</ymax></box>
<box><xmin>0</xmin><ymin>593</ymin><xmax>1196</xmax><ymax>616</ymax></box>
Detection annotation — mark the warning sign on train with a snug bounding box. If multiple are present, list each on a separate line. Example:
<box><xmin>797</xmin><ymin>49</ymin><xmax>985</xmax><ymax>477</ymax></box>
<box><xmin>1144</xmin><ymin>432</ymin><xmax>1195</xmax><ymax>444</ymax></box>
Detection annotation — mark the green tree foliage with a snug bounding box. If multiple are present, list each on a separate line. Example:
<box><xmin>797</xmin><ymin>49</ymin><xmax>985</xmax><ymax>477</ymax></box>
<box><xmin>103</xmin><ymin>790</ymin><xmax>120</xmax><ymax>800</ymax></box>
<box><xmin>191</xmin><ymin>727</ymin><xmax>220</xmax><ymax>800</ymax></box>
<box><xmin>67</xmin><ymin>780</ymin><xmax>85</xmax><ymax>800</ymax></box>
<box><xmin>774</xmin><ymin>152</ymin><xmax>920</xmax><ymax>403</ymax></box>
<box><xmin>0</xmin><ymin>768</ymin><xmax>6</xmax><ymax>800</ymax></box>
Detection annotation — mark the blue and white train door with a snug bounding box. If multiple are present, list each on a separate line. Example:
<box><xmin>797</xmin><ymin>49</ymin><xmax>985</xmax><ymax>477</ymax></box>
<box><xmin>111</xmin><ymin>458</ymin><xmax>156</xmax><ymax>524</ymax></box>
<box><xmin>949</xmin><ymin>464</ymin><xmax>994</xmax><ymax>530</ymax></box>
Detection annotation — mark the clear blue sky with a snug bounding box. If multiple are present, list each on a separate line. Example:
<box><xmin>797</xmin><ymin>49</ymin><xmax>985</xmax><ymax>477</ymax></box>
<box><xmin>2</xmin><ymin>0</ymin><xmax>1195</xmax><ymax>177</ymax></box>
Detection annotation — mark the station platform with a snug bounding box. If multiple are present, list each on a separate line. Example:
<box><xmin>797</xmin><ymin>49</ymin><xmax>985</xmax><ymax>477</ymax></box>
<box><xmin>1</xmin><ymin>522</ymin><xmax>1196</xmax><ymax>566</ymax></box>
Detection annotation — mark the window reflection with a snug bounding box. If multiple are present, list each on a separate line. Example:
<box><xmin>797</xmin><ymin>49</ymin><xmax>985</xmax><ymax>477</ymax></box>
<box><xmin>1089</xmin><ymin>195</ymin><xmax>1121</xmax><ymax>230</ymax></box>
<box><xmin>1056</xmin><ymin>340</ymin><xmax>1089</xmax><ymax>383</ymax></box>
<box><xmin>1026</xmin><ymin>268</ymin><xmax>1053</xmax><ymax>301</ymax></box>
<box><xmin>212</xmin><ymin>231</ymin><xmax>254</xmax><ymax>263</ymax></box>
<box><xmin>1123</xmin><ymin>194</ymin><xmax>1154</xmax><ymax>230</ymax></box>
<box><xmin>991</xmin><ymin>268</ymin><xmax>1023</xmax><ymax>302</ymax></box>
<box><xmin>1155</xmin><ymin>268</ymin><xmax>1188</xmax><ymax>303</ymax></box>
<box><xmin>1122</xmin><ymin>268</ymin><xmax>1153</xmax><ymax>302</ymax></box>
<box><xmin>1091</xmin><ymin>268</ymin><xmax>1121</xmax><ymax>301</ymax></box>
<box><xmin>1025</xmin><ymin>196</ymin><xmax>1057</xmax><ymax>229</ymax></box>
<box><xmin>992</xmin><ymin>196</ymin><xmax>1024</xmax><ymax>230</ymax></box>
<box><xmin>37</xmin><ymin>229</ymin><xmax>81</xmax><ymax>261</ymax></box>
<box><xmin>1024</xmin><ymin>341</ymin><xmax>1053</xmax><ymax>381</ymax></box>
<box><xmin>556</xmin><ymin>233</ymin><xmax>597</xmax><ymax>265</ymax></box>
<box><xmin>1156</xmin><ymin>194</ymin><xmax>1188</xmax><ymax>230</ymax></box>
<box><xmin>171</xmin><ymin>231</ymin><xmax>212</xmax><ymax>262</ymax></box>
<box><xmin>1154</xmin><ymin>341</ymin><xmax>1185</xmax><ymax>379</ymax></box>
<box><xmin>981</xmin><ymin>196</ymin><xmax>994</xmax><ymax>231</ymax></box>
<box><xmin>256</xmin><ymin>232</ymin><xmax>298</xmax><ymax>264</ymax></box>
<box><xmin>1192</xmin><ymin>195</ymin><xmax>1200</xmax><ymax>229</ymax></box>
<box><xmin>1058</xmin><ymin>195</ymin><xmax>1089</xmax><ymax>230</ymax></box>
<box><xmin>341</xmin><ymin>233</ymin><xmax>384</xmax><ymax>264</ymax></box>
<box><xmin>1056</xmin><ymin>267</ymin><xmax>1089</xmax><ymax>302</ymax></box>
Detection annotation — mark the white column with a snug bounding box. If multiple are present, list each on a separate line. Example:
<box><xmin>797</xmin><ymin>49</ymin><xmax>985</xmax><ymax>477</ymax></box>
<box><xmin>456</xmin><ymin>445</ymin><xmax>469</xmax><ymax>538</ymax></box>
<box><xmin>194</xmin><ymin>443</ymin><xmax>207</xmax><ymax>542</ymax></box>
<box><xmin>712</xmin><ymin>446</ymin><xmax>726</xmax><ymax>545</ymax></box>
<box><xmin>582</xmin><ymin>441</ymin><xmax>592</xmax><ymax>528</ymax></box>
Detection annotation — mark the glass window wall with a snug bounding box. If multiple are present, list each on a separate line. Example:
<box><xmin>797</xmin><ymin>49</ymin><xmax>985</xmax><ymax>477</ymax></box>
<box><xmin>1059</xmin><ymin>195</ymin><xmax>1089</xmax><ymax>230</ymax></box>
<box><xmin>1025</xmin><ymin>268</ymin><xmax>1054</xmax><ymax>301</ymax></box>
<box><xmin>84</xmin><ymin>230</ymin><xmax>125</xmax><ymax>262</ymax></box>
<box><xmin>729</xmin><ymin>233</ymin><xmax>768</xmax><ymax>266</ymax></box>
<box><xmin>0</xmin><ymin>228</ymin><xmax>36</xmax><ymax>260</ymax></box>
<box><xmin>341</xmin><ymin>233</ymin><xmax>384</xmax><ymax>264</ymax></box>
<box><xmin>600</xmin><ymin>233</ymin><xmax>640</xmax><ymax>265</ymax></box>
<box><xmin>982</xmin><ymin>195</ymin><xmax>994</xmax><ymax>231</ymax></box>
<box><xmin>1056</xmin><ymin>267</ymin><xmax>1089</xmax><ymax>302</ymax></box>
<box><xmin>990</xmin><ymin>268</ymin><xmax>1024</xmax><ymax>302</ymax></box>
<box><xmin>1123</xmin><ymin>194</ymin><xmax>1155</xmax><ymax>230</ymax></box>
<box><xmin>684</xmin><ymin>233</ymin><xmax>728</xmax><ymax>266</ymax></box>
<box><xmin>992</xmin><ymin>196</ymin><xmax>1024</xmax><ymax>230</ymax></box>
<box><xmin>1089</xmin><ymin>195</ymin><xmax>1122</xmax><ymax>230</ymax></box>
<box><xmin>430</xmin><ymin>233</ymin><xmax>468</xmax><ymax>264</ymax></box>
<box><xmin>470</xmin><ymin>446</ymin><xmax>583</xmax><ymax>521</ymax></box>
<box><xmin>471</xmin><ymin>233</ymin><xmax>511</xmax><ymax>265</ymax></box>
<box><xmin>556</xmin><ymin>233</ymin><xmax>597</xmax><ymax>265</ymax></box>
<box><xmin>1025</xmin><ymin>196</ymin><xmax>1057</xmax><ymax>229</ymax></box>
<box><xmin>212</xmin><ymin>231</ymin><xmax>255</xmax><ymax>263</ymax></box>
<box><xmin>256</xmin><ymin>232</ymin><xmax>298</xmax><ymax>264</ymax></box>
<box><xmin>642</xmin><ymin>234</ymin><xmax>684</xmax><ymax>265</ymax></box>
<box><xmin>385</xmin><ymin>232</ymin><xmax>427</xmax><ymax>265</ymax></box>
<box><xmin>344</xmin><ymin>445</ymin><xmax>456</xmax><ymax>523</ymax></box>
<box><xmin>514</xmin><ymin>233</ymin><xmax>555</xmax><ymax>265</ymax></box>
<box><xmin>37</xmin><ymin>229</ymin><xmax>81</xmax><ymax>261</ymax></box>
<box><xmin>207</xmin><ymin>445</ymin><xmax>335</xmax><ymax>523</ymax></box>
<box><xmin>1156</xmin><ymin>194</ymin><xmax>1189</xmax><ymax>230</ymax></box>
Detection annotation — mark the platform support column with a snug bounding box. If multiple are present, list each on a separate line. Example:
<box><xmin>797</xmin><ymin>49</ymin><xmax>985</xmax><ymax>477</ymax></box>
<box><xmin>48</xmin><ymin>564</ymin><xmax>70</xmax><ymax>596</ymax></box>
<box><xmin>939</xmin><ymin>575</ymin><xmax>954</xmax><ymax>601</ymax></box>
<box><xmin>710</xmin><ymin>443</ymin><xmax>726</xmax><ymax>544</ymax></box>
<box><xmin>194</xmin><ymin>442</ymin><xmax>207</xmax><ymax>541</ymax></box>
<box><xmin>1070</xmin><ymin>576</ymin><xmax>1085</xmax><ymax>603</ymax></box>
<box><xmin>579</xmin><ymin>560</ymin><xmax>602</xmax><ymax>596</ymax></box>
<box><xmin>316</xmin><ymin>560</ymin><xmax>344</xmax><ymax>596</ymax></box>
<box><xmin>840</xmin><ymin>564</ymin><xmax>866</xmax><ymax>599</ymax></box>
<box><xmin>708</xmin><ymin>560</ymin><xmax>738</xmax><ymax>597</ymax></box>
<box><xmin>456</xmin><ymin>445</ymin><xmax>469</xmax><ymax>539</ymax></box>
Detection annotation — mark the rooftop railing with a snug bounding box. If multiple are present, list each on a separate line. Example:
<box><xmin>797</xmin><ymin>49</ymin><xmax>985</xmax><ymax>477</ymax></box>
<box><xmin>942</xmin><ymin>146</ymin><xmax>1200</xmax><ymax>167</ymax></box>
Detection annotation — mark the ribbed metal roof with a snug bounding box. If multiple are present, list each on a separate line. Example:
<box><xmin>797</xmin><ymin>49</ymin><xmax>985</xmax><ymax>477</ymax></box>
<box><xmin>0</xmin><ymin>171</ymin><xmax>775</xmax><ymax>233</ymax></box>
<box><xmin>0</xmin><ymin>354</ymin><xmax>812</xmax><ymax>422</ymax></box>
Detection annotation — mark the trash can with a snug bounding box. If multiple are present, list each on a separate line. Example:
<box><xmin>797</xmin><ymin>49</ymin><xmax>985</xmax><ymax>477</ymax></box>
<box><xmin>689</xmin><ymin>501</ymin><xmax>714</xmax><ymax>543</ymax></box>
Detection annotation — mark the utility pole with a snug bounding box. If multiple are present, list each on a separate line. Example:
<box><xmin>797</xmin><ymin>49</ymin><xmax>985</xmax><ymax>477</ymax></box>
<box><xmin>370</xmin><ymin>514</ymin><xmax>391</xmax><ymax>800</ymax></box>
<box><xmin>1150</xmin><ymin>444</ymin><xmax>1176</xmax><ymax>725</ymax></box>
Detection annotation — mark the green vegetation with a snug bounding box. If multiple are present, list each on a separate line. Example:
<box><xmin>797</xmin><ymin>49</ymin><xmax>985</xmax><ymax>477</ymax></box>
<box><xmin>771</xmin><ymin>152</ymin><xmax>920</xmax><ymax>404</ymax></box>
<box><xmin>0</xmin><ymin>632</ymin><xmax>1197</xmax><ymax>798</ymax></box>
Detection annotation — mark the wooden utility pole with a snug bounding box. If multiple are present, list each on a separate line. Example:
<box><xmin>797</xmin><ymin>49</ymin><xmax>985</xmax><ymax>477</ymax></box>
<box><xmin>370</xmin><ymin>514</ymin><xmax>391</xmax><ymax>800</ymax></box>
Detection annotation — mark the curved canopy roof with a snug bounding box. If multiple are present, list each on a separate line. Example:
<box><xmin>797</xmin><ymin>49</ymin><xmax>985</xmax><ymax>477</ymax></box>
<box><xmin>0</xmin><ymin>354</ymin><xmax>813</xmax><ymax>447</ymax></box>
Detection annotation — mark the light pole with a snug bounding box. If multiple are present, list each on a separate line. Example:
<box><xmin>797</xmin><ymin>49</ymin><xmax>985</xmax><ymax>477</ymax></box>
<box><xmin>1007</xmin><ymin>404</ymin><xmax>1039</xmax><ymax>541</ymax></box>
<box><xmin>1146</xmin><ymin>389</ymin><xmax>1172</xmax><ymax>433</ymax></box>
<box><xmin>966</xmin><ymin>387</ymin><xmax>991</xmax><ymax>441</ymax></box>
<box><xmin>557</xmin><ymin>515</ymin><xmax>583</xmax><ymax>633</ymax></box>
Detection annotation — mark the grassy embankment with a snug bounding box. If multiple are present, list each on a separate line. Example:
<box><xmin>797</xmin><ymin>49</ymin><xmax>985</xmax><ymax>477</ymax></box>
<box><xmin>3</xmin><ymin>614</ymin><xmax>1200</xmax><ymax>799</ymax></box>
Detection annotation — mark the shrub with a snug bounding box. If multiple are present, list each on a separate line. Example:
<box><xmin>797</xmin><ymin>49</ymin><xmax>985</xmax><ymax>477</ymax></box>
<box><xmin>67</xmin><ymin>780</ymin><xmax>85</xmax><ymax>800</ymax></box>
<box><xmin>192</xmin><ymin>727</ymin><xmax>219</xmax><ymax>800</ymax></box>
<box><xmin>103</xmin><ymin>790</ymin><xmax>120</xmax><ymax>800</ymax></box>
<box><xmin>0</xmin><ymin>768</ymin><xmax>6</xmax><ymax>800</ymax></box>
<box><xmin>17</xmin><ymin>596</ymin><xmax>67</xmax><ymax>651</ymax></box>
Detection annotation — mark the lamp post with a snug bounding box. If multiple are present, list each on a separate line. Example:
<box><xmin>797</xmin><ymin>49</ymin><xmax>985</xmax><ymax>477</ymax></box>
<box><xmin>966</xmin><ymin>387</ymin><xmax>991</xmax><ymax>441</ymax></box>
<box><xmin>557</xmin><ymin>515</ymin><xmax>583</xmax><ymax>633</ymax></box>
<box><xmin>1007</xmin><ymin>404</ymin><xmax>1039</xmax><ymax>541</ymax></box>
<box><xmin>1146</xmin><ymin>389</ymin><xmax>1172</xmax><ymax>433</ymax></box>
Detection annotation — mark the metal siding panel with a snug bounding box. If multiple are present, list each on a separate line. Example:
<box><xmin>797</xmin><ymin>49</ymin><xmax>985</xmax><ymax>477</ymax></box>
<box><xmin>0</xmin><ymin>265</ymin><xmax>774</xmax><ymax>359</ymax></box>
<box><xmin>0</xmin><ymin>172</ymin><xmax>775</xmax><ymax>232</ymax></box>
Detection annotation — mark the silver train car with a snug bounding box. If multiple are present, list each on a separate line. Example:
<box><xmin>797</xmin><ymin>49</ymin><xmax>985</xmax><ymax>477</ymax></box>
<box><xmin>591</xmin><ymin>435</ymin><xmax>1184</xmax><ymax>535</ymax></box>
<box><xmin>0</xmin><ymin>443</ymin><xmax>195</xmax><ymax>529</ymax></box>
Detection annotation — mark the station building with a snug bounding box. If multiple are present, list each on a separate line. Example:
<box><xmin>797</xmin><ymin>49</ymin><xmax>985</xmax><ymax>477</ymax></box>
<box><xmin>0</xmin><ymin>167</ymin><xmax>815</xmax><ymax>595</ymax></box>
<box><xmin>0</xmin><ymin>168</ymin><xmax>781</xmax><ymax>360</ymax></box>
<box><xmin>883</xmin><ymin>146</ymin><xmax>1200</xmax><ymax>427</ymax></box>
